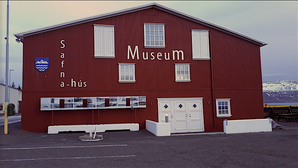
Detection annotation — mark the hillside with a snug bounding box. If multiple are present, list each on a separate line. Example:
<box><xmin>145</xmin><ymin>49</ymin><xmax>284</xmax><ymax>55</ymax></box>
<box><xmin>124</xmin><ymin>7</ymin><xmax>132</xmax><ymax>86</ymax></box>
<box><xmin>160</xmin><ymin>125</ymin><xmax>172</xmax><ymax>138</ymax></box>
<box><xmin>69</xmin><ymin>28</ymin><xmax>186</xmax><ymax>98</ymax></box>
<box><xmin>263</xmin><ymin>80</ymin><xmax>298</xmax><ymax>103</ymax></box>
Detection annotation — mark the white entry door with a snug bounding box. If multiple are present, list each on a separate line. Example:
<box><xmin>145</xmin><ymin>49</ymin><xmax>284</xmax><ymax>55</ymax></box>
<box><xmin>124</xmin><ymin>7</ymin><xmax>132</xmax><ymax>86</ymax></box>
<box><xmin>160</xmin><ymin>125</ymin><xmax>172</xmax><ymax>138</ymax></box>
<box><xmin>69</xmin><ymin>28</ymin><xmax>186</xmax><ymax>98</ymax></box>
<box><xmin>158</xmin><ymin>98</ymin><xmax>204</xmax><ymax>133</ymax></box>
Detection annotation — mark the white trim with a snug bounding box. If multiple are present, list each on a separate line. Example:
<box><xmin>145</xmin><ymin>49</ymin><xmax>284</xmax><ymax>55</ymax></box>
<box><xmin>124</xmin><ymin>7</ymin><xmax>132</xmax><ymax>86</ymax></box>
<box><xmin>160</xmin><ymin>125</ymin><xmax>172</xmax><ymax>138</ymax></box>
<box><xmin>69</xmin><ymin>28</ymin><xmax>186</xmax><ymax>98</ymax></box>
<box><xmin>118</xmin><ymin>80</ymin><xmax>136</xmax><ymax>83</ymax></box>
<box><xmin>216</xmin><ymin>98</ymin><xmax>232</xmax><ymax>118</ymax></box>
<box><xmin>93</xmin><ymin>24</ymin><xmax>115</xmax><ymax>27</ymax></box>
<box><xmin>144</xmin><ymin>46</ymin><xmax>166</xmax><ymax>49</ymax></box>
<box><xmin>175</xmin><ymin>63</ymin><xmax>191</xmax><ymax>82</ymax></box>
<box><xmin>118</xmin><ymin>63</ymin><xmax>136</xmax><ymax>83</ymax></box>
<box><xmin>144</xmin><ymin>23</ymin><xmax>165</xmax><ymax>48</ymax></box>
<box><xmin>192</xmin><ymin>58</ymin><xmax>211</xmax><ymax>60</ymax></box>
<box><xmin>94</xmin><ymin>56</ymin><xmax>115</xmax><ymax>59</ymax></box>
<box><xmin>175</xmin><ymin>80</ymin><xmax>191</xmax><ymax>82</ymax></box>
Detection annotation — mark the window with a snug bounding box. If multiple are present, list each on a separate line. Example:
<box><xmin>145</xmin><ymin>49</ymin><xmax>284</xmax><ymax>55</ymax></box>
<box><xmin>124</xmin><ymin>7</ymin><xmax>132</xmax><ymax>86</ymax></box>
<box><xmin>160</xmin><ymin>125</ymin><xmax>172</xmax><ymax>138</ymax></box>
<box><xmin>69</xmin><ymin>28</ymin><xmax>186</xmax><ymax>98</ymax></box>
<box><xmin>175</xmin><ymin>64</ymin><xmax>190</xmax><ymax>82</ymax></box>
<box><xmin>118</xmin><ymin>63</ymin><xmax>135</xmax><ymax>83</ymax></box>
<box><xmin>216</xmin><ymin>99</ymin><xmax>232</xmax><ymax>117</ymax></box>
<box><xmin>144</xmin><ymin>23</ymin><xmax>165</xmax><ymax>48</ymax></box>
<box><xmin>94</xmin><ymin>25</ymin><xmax>115</xmax><ymax>58</ymax></box>
<box><xmin>191</xmin><ymin>30</ymin><xmax>210</xmax><ymax>60</ymax></box>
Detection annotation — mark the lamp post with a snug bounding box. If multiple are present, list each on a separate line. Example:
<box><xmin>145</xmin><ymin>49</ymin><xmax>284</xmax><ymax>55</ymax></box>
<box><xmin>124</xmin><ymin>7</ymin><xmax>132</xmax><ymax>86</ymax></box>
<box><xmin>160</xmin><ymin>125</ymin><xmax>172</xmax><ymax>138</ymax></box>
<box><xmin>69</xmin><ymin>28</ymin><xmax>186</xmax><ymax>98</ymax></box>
<box><xmin>9</xmin><ymin>69</ymin><xmax>14</xmax><ymax>102</ymax></box>
<box><xmin>4</xmin><ymin>0</ymin><xmax>9</xmax><ymax>134</ymax></box>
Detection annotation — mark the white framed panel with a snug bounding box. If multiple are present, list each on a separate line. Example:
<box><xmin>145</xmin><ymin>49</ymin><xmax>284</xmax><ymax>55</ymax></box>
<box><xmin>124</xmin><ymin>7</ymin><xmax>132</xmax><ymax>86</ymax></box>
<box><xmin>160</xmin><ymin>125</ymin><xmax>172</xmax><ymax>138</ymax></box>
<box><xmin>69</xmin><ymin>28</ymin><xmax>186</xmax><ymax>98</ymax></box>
<box><xmin>192</xmin><ymin>30</ymin><xmax>210</xmax><ymax>60</ymax></box>
<box><xmin>94</xmin><ymin>25</ymin><xmax>115</xmax><ymax>58</ymax></box>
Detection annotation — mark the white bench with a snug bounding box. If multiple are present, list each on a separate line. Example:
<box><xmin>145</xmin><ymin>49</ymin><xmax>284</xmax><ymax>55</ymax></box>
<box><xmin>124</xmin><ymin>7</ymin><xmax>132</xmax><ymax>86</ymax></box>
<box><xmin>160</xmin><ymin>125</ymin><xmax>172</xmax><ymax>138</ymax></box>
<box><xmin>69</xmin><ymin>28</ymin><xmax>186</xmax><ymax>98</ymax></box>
<box><xmin>224</xmin><ymin>118</ymin><xmax>272</xmax><ymax>134</ymax></box>
<box><xmin>48</xmin><ymin>123</ymin><xmax>139</xmax><ymax>134</ymax></box>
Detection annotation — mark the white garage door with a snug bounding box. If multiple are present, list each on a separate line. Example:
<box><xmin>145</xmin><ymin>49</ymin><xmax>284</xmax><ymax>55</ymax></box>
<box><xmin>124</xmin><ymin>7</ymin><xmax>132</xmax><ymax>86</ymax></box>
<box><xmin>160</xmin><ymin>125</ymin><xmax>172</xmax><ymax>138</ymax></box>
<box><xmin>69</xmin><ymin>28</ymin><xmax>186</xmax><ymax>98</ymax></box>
<box><xmin>158</xmin><ymin>98</ymin><xmax>204</xmax><ymax>133</ymax></box>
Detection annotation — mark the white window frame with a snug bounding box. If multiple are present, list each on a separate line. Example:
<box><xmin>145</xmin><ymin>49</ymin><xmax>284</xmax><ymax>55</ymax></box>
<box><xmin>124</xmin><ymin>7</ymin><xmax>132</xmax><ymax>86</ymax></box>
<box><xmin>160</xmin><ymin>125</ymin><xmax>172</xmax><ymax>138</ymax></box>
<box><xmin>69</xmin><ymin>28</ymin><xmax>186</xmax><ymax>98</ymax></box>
<box><xmin>216</xmin><ymin>99</ymin><xmax>232</xmax><ymax>118</ymax></box>
<box><xmin>144</xmin><ymin>23</ymin><xmax>165</xmax><ymax>48</ymax></box>
<box><xmin>191</xmin><ymin>30</ymin><xmax>210</xmax><ymax>60</ymax></box>
<box><xmin>118</xmin><ymin>63</ymin><xmax>136</xmax><ymax>83</ymax></box>
<box><xmin>94</xmin><ymin>24</ymin><xmax>115</xmax><ymax>58</ymax></box>
<box><xmin>175</xmin><ymin>63</ymin><xmax>191</xmax><ymax>82</ymax></box>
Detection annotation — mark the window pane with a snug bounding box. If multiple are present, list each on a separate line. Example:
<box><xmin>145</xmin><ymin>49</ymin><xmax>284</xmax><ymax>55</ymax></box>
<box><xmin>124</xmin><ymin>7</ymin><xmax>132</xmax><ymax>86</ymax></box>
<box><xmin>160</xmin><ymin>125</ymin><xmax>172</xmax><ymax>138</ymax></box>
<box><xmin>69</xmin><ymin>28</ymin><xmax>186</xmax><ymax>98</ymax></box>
<box><xmin>159</xmin><ymin>25</ymin><xmax>163</xmax><ymax>31</ymax></box>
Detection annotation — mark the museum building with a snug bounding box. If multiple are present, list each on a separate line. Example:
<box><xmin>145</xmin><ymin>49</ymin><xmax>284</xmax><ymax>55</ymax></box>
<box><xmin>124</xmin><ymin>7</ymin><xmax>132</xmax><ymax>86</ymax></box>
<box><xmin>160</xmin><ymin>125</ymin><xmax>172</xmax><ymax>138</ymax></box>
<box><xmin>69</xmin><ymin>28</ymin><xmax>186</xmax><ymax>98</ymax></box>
<box><xmin>14</xmin><ymin>3</ymin><xmax>267</xmax><ymax>133</ymax></box>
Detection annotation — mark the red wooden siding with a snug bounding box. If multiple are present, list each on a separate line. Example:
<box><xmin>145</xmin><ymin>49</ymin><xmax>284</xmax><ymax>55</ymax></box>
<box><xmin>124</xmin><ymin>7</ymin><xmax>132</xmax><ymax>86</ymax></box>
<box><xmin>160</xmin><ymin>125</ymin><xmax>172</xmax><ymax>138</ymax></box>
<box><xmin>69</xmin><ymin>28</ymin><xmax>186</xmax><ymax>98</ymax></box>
<box><xmin>21</xmin><ymin>8</ymin><xmax>263</xmax><ymax>132</ymax></box>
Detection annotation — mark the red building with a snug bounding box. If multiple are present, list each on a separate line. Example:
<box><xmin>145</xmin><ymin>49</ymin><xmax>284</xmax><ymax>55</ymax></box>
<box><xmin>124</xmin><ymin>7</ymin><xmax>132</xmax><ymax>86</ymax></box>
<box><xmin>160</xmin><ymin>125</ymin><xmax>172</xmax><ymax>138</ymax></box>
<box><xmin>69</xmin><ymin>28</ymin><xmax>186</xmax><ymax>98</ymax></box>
<box><xmin>14</xmin><ymin>3</ymin><xmax>266</xmax><ymax>133</ymax></box>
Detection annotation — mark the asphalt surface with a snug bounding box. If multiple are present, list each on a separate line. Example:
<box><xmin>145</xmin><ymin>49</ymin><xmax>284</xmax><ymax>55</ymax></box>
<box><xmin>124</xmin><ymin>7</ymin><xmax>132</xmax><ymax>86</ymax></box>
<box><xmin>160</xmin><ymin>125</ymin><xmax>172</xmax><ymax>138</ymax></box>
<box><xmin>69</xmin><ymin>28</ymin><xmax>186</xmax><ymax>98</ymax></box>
<box><xmin>0</xmin><ymin>115</ymin><xmax>297</xmax><ymax>168</ymax></box>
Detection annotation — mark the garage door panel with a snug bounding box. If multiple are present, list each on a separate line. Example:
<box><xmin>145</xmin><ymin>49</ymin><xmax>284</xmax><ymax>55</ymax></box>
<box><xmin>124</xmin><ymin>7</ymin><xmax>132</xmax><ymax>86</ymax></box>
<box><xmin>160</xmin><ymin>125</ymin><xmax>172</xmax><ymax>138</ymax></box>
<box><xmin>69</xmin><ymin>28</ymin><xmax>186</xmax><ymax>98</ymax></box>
<box><xmin>158</xmin><ymin>98</ymin><xmax>204</xmax><ymax>133</ymax></box>
<box><xmin>190</xmin><ymin>119</ymin><xmax>203</xmax><ymax>131</ymax></box>
<box><xmin>175</xmin><ymin>120</ymin><xmax>187</xmax><ymax>132</ymax></box>
<box><xmin>158</xmin><ymin>101</ymin><xmax>172</xmax><ymax>112</ymax></box>
<box><xmin>175</xmin><ymin>102</ymin><xmax>186</xmax><ymax>111</ymax></box>
<box><xmin>175</xmin><ymin>111</ymin><xmax>186</xmax><ymax>119</ymax></box>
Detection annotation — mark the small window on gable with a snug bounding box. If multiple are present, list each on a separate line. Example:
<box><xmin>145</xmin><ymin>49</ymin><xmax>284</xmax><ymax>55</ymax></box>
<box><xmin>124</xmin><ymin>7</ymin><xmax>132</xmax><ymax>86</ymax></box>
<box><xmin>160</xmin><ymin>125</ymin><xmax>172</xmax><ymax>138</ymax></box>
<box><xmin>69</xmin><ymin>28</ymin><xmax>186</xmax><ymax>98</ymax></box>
<box><xmin>216</xmin><ymin>99</ymin><xmax>232</xmax><ymax>117</ymax></box>
<box><xmin>94</xmin><ymin>25</ymin><xmax>115</xmax><ymax>58</ymax></box>
<box><xmin>192</xmin><ymin>30</ymin><xmax>210</xmax><ymax>60</ymax></box>
<box><xmin>118</xmin><ymin>63</ymin><xmax>135</xmax><ymax>83</ymax></box>
<box><xmin>175</xmin><ymin>64</ymin><xmax>191</xmax><ymax>82</ymax></box>
<box><xmin>144</xmin><ymin>23</ymin><xmax>165</xmax><ymax>48</ymax></box>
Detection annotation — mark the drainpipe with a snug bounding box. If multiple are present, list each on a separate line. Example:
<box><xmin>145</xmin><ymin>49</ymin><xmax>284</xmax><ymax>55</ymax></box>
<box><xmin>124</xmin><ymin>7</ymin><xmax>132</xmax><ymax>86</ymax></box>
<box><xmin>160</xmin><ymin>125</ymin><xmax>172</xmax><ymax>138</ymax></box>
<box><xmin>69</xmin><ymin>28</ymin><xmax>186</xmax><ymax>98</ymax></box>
<box><xmin>209</xmin><ymin>34</ymin><xmax>216</xmax><ymax>127</ymax></box>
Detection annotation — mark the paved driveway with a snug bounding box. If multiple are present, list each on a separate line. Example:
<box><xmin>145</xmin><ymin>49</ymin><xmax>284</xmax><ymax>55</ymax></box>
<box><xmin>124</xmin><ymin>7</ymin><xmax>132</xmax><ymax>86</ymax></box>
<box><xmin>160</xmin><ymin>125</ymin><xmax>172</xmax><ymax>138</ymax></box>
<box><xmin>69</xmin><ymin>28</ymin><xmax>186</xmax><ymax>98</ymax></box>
<box><xmin>0</xmin><ymin>121</ymin><xmax>297</xmax><ymax>168</ymax></box>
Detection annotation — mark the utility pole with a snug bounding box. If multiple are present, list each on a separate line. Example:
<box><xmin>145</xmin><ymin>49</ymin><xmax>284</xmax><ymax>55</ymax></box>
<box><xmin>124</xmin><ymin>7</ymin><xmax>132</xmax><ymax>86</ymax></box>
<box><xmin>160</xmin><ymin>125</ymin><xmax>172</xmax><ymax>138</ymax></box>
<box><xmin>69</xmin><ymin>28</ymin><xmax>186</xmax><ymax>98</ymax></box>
<box><xmin>4</xmin><ymin>0</ymin><xmax>10</xmax><ymax>134</ymax></box>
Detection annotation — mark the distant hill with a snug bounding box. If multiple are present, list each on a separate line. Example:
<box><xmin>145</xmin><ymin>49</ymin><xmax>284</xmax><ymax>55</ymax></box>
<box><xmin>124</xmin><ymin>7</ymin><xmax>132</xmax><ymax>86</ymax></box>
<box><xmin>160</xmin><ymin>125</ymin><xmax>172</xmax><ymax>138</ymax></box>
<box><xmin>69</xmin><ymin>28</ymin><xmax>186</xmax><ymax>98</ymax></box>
<box><xmin>263</xmin><ymin>80</ymin><xmax>298</xmax><ymax>103</ymax></box>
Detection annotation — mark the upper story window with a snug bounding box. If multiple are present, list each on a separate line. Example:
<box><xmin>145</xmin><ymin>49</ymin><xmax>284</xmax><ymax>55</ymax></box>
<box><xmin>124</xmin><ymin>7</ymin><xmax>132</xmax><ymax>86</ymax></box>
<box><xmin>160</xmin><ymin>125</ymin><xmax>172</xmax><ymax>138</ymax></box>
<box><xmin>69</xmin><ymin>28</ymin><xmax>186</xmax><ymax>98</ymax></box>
<box><xmin>191</xmin><ymin>30</ymin><xmax>210</xmax><ymax>60</ymax></box>
<box><xmin>94</xmin><ymin>25</ymin><xmax>115</xmax><ymax>58</ymax></box>
<box><xmin>216</xmin><ymin>99</ymin><xmax>232</xmax><ymax>117</ymax></box>
<box><xmin>175</xmin><ymin>63</ymin><xmax>190</xmax><ymax>82</ymax></box>
<box><xmin>118</xmin><ymin>63</ymin><xmax>135</xmax><ymax>83</ymax></box>
<box><xmin>144</xmin><ymin>23</ymin><xmax>165</xmax><ymax>48</ymax></box>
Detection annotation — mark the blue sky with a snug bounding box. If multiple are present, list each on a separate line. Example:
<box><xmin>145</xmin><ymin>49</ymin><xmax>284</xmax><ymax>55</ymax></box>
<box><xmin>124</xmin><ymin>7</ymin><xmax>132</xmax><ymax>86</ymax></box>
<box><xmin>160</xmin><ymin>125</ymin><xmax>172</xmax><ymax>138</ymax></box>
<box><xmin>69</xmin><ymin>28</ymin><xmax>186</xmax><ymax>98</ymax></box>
<box><xmin>0</xmin><ymin>1</ymin><xmax>297</xmax><ymax>87</ymax></box>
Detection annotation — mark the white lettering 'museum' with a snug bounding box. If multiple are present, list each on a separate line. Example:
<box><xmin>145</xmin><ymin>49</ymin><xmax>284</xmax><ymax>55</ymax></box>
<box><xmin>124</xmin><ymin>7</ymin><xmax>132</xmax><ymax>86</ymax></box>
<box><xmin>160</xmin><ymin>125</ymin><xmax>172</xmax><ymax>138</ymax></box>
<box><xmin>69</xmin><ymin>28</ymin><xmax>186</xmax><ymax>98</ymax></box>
<box><xmin>127</xmin><ymin>45</ymin><xmax>184</xmax><ymax>61</ymax></box>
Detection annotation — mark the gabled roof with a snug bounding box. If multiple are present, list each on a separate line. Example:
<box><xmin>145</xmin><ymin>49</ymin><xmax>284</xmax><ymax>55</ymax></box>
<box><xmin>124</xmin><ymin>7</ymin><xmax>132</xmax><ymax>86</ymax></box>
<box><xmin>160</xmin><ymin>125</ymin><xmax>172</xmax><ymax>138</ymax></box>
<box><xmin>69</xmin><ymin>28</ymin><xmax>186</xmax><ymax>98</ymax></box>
<box><xmin>14</xmin><ymin>3</ymin><xmax>267</xmax><ymax>46</ymax></box>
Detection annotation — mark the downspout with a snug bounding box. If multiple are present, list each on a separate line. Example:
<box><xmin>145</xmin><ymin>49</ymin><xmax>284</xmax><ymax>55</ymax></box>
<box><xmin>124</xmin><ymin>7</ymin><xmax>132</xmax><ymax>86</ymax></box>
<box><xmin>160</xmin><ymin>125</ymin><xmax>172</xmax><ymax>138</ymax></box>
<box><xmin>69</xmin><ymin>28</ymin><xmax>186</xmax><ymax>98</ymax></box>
<box><xmin>209</xmin><ymin>33</ymin><xmax>216</xmax><ymax>127</ymax></box>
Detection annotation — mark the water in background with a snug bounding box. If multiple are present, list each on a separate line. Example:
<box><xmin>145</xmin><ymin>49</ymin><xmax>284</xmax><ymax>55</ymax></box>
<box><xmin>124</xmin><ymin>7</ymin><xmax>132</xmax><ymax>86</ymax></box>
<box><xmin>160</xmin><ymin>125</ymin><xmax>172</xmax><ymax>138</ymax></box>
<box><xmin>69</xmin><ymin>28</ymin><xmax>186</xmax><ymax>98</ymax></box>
<box><xmin>264</xmin><ymin>102</ymin><xmax>298</xmax><ymax>106</ymax></box>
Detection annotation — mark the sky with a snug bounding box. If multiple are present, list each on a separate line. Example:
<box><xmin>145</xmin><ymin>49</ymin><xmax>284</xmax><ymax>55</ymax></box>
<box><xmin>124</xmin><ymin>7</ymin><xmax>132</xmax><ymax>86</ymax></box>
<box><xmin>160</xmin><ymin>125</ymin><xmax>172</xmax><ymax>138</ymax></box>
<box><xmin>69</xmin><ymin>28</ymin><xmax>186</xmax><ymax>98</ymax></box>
<box><xmin>0</xmin><ymin>1</ymin><xmax>297</xmax><ymax>88</ymax></box>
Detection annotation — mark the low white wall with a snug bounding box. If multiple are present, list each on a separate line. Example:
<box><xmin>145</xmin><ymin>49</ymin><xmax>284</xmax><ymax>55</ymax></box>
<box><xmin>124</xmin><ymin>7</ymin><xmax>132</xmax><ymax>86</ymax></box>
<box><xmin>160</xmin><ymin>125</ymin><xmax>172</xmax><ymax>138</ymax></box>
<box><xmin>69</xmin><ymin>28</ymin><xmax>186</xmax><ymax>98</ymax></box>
<box><xmin>223</xmin><ymin>118</ymin><xmax>272</xmax><ymax>134</ymax></box>
<box><xmin>146</xmin><ymin>120</ymin><xmax>170</xmax><ymax>136</ymax></box>
<box><xmin>48</xmin><ymin>123</ymin><xmax>139</xmax><ymax>134</ymax></box>
<box><xmin>0</xmin><ymin>85</ymin><xmax>22</xmax><ymax>114</ymax></box>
